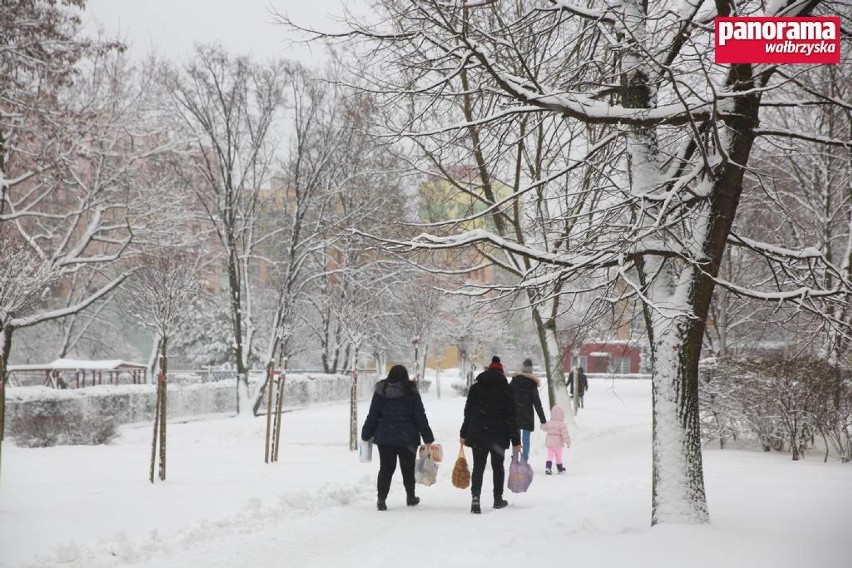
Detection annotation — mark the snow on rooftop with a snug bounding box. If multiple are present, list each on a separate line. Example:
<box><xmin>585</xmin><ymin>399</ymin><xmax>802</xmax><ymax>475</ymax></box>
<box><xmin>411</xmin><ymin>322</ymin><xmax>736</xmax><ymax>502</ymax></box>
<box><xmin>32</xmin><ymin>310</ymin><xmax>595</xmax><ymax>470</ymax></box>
<box><xmin>8</xmin><ymin>358</ymin><xmax>147</xmax><ymax>372</ymax></box>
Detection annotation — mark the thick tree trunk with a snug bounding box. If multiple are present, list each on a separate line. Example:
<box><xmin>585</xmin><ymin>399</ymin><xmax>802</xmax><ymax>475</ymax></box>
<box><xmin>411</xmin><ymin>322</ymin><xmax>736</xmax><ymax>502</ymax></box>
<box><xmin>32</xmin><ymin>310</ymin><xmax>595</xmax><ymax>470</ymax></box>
<box><xmin>647</xmin><ymin>311</ymin><xmax>709</xmax><ymax>525</ymax></box>
<box><xmin>531</xmin><ymin>303</ymin><xmax>573</xmax><ymax>414</ymax></box>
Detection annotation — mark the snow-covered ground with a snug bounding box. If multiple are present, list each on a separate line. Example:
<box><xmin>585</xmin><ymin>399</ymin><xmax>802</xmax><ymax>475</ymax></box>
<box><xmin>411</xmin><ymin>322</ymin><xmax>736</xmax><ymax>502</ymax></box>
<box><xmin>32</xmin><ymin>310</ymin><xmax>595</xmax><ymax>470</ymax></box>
<box><xmin>1</xmin><ymin>373</ymin><xmax>849</xmax><ymax>568</ymax></box>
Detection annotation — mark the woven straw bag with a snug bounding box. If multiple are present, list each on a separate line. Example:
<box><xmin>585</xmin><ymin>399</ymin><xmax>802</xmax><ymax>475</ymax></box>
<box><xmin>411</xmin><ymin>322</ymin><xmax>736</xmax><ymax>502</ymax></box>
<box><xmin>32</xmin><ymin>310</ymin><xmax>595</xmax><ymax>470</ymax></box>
<box><xmin>451</xmin><ymin>445</ymin><xmax>471</xmax><ymax>489</ymax></box>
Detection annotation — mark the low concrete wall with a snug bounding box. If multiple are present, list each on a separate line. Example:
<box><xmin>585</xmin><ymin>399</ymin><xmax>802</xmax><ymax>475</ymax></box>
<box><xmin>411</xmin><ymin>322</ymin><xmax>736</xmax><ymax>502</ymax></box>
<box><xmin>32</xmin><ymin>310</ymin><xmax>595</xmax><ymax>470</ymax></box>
<box><xmin>5</xmin><ymin>372</ymin><xmax>377</xmax><ymax>436</ymax></box>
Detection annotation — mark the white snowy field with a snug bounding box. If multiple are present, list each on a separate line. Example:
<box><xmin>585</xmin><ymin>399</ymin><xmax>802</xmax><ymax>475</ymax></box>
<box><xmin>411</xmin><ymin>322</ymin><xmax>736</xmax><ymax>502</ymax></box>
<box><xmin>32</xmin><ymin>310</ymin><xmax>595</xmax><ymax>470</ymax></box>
<box><xmin>1</xmin><ymin>374</ymin><xmax>850</xmax><ymax>568</ymax></box>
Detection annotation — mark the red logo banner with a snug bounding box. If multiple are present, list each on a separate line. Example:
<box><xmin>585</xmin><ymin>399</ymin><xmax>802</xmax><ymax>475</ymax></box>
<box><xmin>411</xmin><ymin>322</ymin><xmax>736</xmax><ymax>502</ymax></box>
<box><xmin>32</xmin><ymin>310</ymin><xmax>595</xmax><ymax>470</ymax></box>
<box><xmin>714</xmin><ymin>17</ymin><xmax>841</xmax><ymax>64</ymax></box>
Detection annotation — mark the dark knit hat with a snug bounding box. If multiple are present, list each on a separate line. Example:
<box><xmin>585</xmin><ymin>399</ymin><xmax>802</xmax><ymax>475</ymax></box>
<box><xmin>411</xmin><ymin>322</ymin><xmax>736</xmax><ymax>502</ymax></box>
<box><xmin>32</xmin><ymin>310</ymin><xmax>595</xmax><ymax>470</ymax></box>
<box><xmin>521</xmin><ymin>358</ymin><xmax>533</xmax><ymax>374</ymax></box>
<box><xmin>489</xmin><ymin>356</ymin><xmax>504</xmax><ymax>373</ymax></box>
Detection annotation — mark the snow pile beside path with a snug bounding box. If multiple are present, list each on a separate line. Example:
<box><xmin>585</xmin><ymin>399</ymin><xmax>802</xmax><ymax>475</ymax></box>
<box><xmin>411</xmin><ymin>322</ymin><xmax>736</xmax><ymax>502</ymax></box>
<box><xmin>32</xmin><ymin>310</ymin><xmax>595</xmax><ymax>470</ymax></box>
<box><xmin>25</xmin><ymin>480</ymin><xmax>374</xmax><ymax>568</ymax></box>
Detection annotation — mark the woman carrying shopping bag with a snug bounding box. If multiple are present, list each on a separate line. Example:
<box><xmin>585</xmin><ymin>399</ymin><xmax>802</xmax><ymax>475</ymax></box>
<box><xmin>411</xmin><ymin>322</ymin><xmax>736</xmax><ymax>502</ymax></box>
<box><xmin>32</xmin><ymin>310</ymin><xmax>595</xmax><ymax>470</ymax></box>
<box><xmin>361</xmin><ymin>364</ymin><xmax>435</xmax><ymax>511</ymax></box>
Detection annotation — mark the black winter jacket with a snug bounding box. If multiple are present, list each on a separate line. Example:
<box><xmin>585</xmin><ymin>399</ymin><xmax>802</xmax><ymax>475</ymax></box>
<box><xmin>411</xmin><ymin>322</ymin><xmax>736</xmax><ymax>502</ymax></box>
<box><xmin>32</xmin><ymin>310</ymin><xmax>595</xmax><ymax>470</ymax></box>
<box><xmin>509</xmin><ymin>373</ymin><xmax>547</xmax><ymax>431</ymax></box>
<box><xmin>568</xmin><ymin>370</ymin><xmax>589</xmax><ymax>395</ymax></box>
<box><xmin>361</xmin><ymin>379</ymin><xmax>434</xmax><ymax>451</ymax></box>
<box><xmin>460</xmin><ymin>368</ymin><xmax>521</xmax><ymax>450</ymax></box>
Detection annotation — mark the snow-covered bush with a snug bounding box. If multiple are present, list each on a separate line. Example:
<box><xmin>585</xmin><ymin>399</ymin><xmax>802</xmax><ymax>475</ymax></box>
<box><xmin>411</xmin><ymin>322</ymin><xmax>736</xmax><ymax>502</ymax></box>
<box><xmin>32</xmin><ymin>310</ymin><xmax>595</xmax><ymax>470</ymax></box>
<box><xmin>11</xmin><ymin>398</ymin><xmax>118</xmax><ymax>448</ymax></box>
<box><xmin>698</xmin><ymin>358</ymin><xmax>743</xmax><ymax>449</ymax></box>
<box><xmin>809</xmin><ymin>366</ymin><xmax>852</xmax><ymax>463</ymax></box>
<box><xmin>699</xmin><ymin>357</ymin><xmax>851</xmax><ymax>461</ymax></box>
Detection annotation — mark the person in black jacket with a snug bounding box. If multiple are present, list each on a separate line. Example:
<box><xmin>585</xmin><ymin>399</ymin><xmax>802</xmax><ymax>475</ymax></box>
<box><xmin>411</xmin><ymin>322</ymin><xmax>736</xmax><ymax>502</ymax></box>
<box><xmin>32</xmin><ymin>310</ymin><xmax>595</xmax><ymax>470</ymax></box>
<box><xmin>509</xmin><ymin>358</ymin><xmax>547</xmax><ymax>462</ymax></box>
<box><xmin>361</xmin><ymin>364</ymin><xmax>435</xmax><ymax>511</ymax></box>
<box><xmin>568</xmin><ymin>366</ymin><xmax>589</xmax><ymax>408</ymax></box>
<box><xmin>460</xmin><ymin>356</ymin><xmax>522</xmax><ymax>514</ymax></box>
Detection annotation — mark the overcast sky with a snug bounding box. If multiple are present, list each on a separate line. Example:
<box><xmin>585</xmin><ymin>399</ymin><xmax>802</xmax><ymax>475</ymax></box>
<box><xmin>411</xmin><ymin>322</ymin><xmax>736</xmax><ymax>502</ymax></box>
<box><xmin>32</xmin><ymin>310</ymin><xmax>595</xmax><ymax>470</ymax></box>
<box><xmin>84</xmin><ymin>0</ymin><xmax>360</xmax><ymax>65</ymax></box>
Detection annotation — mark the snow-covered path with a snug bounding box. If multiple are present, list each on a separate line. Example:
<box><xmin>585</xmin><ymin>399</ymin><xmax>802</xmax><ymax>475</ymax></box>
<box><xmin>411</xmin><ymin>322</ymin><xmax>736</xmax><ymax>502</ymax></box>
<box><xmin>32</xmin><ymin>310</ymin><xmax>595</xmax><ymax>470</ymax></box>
<box><xmin>1</xmin><ymin>379</ymin><xmax>849</xmax><ymax>568</ymax></box>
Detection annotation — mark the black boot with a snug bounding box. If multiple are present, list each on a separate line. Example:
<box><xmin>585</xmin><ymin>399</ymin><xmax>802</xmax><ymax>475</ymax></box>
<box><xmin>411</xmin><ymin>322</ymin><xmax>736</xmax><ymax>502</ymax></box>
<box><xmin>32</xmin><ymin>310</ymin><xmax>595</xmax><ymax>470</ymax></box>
<box><xmin>471</xmin><ymin>495</ymin><xmax>481</xmax><ymax>514</ymax></box>
<box><xmin>493</xmin><ymin>496</ymin><xmax>509</xmax><ymax>509</ymax></box>
<box><xmin>406</xmin><ymin>494</ymin><xmax>420</xmax><ymax>507</ymax></box>
<box><xmin>377</xmin><ymin>498</ymin><xmax>387</xmax><ymax>511</ymax></box>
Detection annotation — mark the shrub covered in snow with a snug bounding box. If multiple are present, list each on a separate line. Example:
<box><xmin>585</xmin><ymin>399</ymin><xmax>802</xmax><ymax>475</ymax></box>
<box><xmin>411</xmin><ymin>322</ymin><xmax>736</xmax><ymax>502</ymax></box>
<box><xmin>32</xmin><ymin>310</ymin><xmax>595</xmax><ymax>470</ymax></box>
<box><xmin>11</xmin><ymin>397</ymin><xmax>118</xmax><ymax>448</ymax></box>
<box><xmin>699</xmin><ymin>356</ymin><xmax>851</xmax><ymax>462</ymax></box>
<box><xmin>6</xmin><ymin>373</ymin><xmax>365</xmax><ymax>447</ymax></box>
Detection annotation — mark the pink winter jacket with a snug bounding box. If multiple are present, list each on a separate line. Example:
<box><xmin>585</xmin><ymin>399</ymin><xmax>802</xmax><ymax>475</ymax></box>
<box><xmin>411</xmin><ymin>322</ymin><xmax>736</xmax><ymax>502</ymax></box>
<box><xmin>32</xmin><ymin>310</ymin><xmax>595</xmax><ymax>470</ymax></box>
<box><xmin>542</xmin><ymin>404</ymin><xmax>572</xmax><ymax>449</ymax></box>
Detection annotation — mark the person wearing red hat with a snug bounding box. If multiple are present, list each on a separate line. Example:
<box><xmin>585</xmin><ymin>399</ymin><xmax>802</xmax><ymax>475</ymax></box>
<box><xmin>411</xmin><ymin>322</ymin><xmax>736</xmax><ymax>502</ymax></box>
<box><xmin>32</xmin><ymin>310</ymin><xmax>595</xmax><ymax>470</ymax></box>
<box><xmin>459</xmin><ymin>356</ymin><xmax>522</xmax><ymax>514</ymax></box>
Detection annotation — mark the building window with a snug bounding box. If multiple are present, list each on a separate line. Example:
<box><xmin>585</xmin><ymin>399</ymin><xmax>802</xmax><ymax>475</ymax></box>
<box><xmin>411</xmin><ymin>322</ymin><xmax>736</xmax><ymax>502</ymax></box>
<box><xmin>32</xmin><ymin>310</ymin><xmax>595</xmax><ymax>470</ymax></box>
<box><xmin>612</xmin><ymin>356</ymin><xmax>631</xmax><ymax>374</ymax></box>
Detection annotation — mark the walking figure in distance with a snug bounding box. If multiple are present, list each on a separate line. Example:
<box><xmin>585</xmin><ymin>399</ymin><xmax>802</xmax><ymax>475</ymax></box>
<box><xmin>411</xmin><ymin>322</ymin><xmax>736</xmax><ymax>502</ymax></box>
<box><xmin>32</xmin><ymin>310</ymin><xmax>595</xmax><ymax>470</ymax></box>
<box><xmin>568</xmin><ymin>366</ymin><xmax>589</xmax><ymax>408</ymax></box>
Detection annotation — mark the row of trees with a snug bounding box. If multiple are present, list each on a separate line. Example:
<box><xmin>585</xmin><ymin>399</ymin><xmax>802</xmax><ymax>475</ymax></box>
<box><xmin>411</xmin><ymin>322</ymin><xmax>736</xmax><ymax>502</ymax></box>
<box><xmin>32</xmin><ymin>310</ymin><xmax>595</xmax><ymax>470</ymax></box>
<box><xmin>0</xmin><ymin>2</ymin><xmax>514</xmax><ymax>430</ymax></box>
<box><xmin>280</xmin><ymin>0</ymin><xmax>852</xmax><ymax>525</ymax></box>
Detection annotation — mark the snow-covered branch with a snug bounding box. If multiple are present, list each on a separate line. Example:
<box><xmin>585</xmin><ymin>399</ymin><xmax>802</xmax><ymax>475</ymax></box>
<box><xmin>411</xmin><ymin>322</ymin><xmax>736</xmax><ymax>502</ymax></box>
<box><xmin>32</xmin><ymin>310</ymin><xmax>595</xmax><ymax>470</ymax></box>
<box><xmin>753</xmin><ymin>128</ymin><xmax>852</xmax><ymax>148</ymax></box>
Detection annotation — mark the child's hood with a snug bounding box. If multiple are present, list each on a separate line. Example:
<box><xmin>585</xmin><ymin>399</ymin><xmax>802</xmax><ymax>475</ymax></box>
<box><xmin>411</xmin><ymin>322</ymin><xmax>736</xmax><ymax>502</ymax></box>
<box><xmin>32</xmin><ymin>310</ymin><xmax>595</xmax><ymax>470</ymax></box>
<box><xmin>550</xmin><ymin>404</ymin><xmax>565</xmax><ymax>422</ymax></box>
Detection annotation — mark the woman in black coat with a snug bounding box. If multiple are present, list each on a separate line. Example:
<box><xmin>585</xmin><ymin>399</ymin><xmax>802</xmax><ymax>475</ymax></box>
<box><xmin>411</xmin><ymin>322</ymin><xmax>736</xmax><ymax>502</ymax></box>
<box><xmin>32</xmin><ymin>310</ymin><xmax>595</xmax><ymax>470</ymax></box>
<box><xmin>460</xmin><ymin>356</ymin><xmax>521</xmax><ymax>514</ymax></box>
<box><xmin>509</xmin><ymin>358</ymin><xmax>547</xmax><ymax>462</ymax></box>
<box><xmin>361</xmin><ymin>364</ymin><xmax>435</xmax><ymax>511</ymax></box>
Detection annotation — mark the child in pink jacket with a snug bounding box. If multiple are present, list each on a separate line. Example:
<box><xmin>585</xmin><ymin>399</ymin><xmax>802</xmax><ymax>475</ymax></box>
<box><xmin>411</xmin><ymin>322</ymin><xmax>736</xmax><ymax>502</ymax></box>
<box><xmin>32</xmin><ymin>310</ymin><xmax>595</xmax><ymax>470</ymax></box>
<box><xmin>542</xmin><ymin>404</ymin><xmax>571</xmax><ymax>474</ymax></box>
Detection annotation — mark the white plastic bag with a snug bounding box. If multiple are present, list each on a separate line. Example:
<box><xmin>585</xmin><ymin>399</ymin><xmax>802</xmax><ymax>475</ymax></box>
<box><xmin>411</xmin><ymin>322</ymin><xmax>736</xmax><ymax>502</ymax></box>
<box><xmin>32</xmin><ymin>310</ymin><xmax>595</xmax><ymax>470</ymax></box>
<box><xmin>359</xmin><ymin>440</ymin><xmax>373</xmax><ymax>463</ymax></box>
<box><xmin>415</xmin><ymin>445</ymin><xmax>439</xmax><ymax>486</ymax></box>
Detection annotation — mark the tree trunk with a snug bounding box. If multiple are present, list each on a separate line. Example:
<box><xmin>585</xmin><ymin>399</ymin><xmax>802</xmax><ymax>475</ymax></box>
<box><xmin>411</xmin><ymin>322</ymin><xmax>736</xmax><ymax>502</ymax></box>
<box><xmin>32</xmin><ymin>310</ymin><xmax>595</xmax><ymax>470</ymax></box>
<box><xmin>264</xmin><ymin>363</ymin><xmax>274</xmax><ymax>463</ymax></box>
<box><xmin>377</xmin><ymin>351</ymin><xmax>387</xmax><ymax>380</ymax></box>
<box><xmin>0</xmin><ymin>325</ymin><xmax>13</xmax><ymax>482</ymax></box>
<box><xmin>647</xmin><ymin>312</ymin><xmax>709</xmax><ymax>525</ymax></box>
<box><xmin>253</xmin><ymin>339</ymin><xmax>278</xmax><ymax>417</ymax></box>
<box><xmin>149</xmin><ymin>348</ymin><xmax>162</xmax><ymax>484</ymax></box>
<box><xmin>349</xmin><ymin>348</ymin><xmax>359</xmax><ymax>451</ymax></box>
<box><xmin>718</xmin><ymin>248</ymin><xmax>731</xmax><ymax>359</ymax></box>
<box><xmin>147</xmin><ymin>333</ymin><xmax>162</xmax><ymax>384</ymax></box>
<box><xmin>252</xmin><ymin>373</ymin><xmax>270</xmax><ymax>417</ymax></box>
<box><xmin>159</xmin><ymin>339</ymin><xmax>168</xmax><ymax>481</ymax></box>
<box><xmin>226</xmin><ymin>241</ymin><xmax>249</xmax><ymax>415</ymax></box>
<box><xmin>531</xmin><ymin>304</ymin><xmax>572</xmax><ymax>413</ymax></box>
